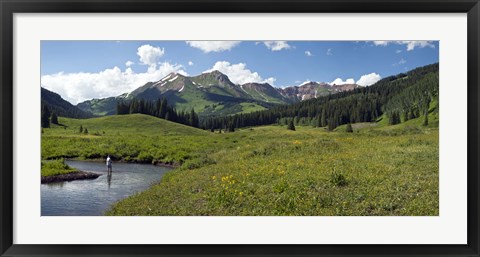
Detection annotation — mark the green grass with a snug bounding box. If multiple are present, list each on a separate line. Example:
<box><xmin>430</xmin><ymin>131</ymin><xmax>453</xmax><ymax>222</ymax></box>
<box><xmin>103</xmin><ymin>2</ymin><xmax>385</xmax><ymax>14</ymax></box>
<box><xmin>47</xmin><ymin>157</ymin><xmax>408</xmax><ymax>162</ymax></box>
<box><xmin>41</xmin><ymin>158</ymin><xmax>78</xmax><ymax>177</ymax></box>
<box><xmin>42</xmin><ymin>114</ymin><xmax>439</xmax><ymax>216</ymax></box>
<box><xmin>238</xmin><ymin>102</ymin><xmax>267</xmax><ymax>113</ymax></box>
<box><xmin>42</xmin><ymin>114</ymin><xmax>209</xmax><ymax>164</ymax></box>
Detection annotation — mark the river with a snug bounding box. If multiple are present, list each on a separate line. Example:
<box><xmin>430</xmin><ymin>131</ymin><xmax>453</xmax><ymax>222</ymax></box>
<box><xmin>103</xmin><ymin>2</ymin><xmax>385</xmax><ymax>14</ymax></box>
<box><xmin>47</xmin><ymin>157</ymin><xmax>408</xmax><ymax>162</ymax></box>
<box><xmin>41</xmin><ymin>160</ymin><xmax>172</xmax><ymax>216</ymax></box>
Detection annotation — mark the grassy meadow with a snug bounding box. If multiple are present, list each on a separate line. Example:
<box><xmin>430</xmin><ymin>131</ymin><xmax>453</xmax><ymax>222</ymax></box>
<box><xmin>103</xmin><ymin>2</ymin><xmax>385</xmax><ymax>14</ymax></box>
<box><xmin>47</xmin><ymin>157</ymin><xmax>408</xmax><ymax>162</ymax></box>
<box><xmin>41</xmin><ymin>158</ymin><xmax>79</xmax><ymax>177</ymax></box>
<box><xmin>42</xmin><ymin>113</ymin><xmax>439</xmax><ymax>216</ymax></box>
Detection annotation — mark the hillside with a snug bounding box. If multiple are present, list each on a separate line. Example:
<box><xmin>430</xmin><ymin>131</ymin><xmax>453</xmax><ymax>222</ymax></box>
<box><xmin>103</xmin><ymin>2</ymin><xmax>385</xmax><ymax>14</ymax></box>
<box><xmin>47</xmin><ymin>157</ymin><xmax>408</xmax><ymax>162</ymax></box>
<box><xmin>76</xmin><ymin>93</ymin><xmax>127</xmax><ymax>116</ymax></box>
<box><xmin>278</xmin><ymin>81</ymin><xmax>360</xmax><ymax>102</ymax></box>
<box><xmin>42</xmin><ymin>113</ymin><xmax>208</xmax><ymax>163</ymax></box>
<box><xmin>49</xmin><ymin>113</ymin><xmax>207</xmax><ymax>137</ymax></box>
<box><xmin>41</xmin><ymin>87</ymin><xmax>93</xmax><ymax>119</ymax></box>
<box><xmin>202</xmin><ymin>63</ymin><xmax>439</xmax><ymax>131</ymax></box>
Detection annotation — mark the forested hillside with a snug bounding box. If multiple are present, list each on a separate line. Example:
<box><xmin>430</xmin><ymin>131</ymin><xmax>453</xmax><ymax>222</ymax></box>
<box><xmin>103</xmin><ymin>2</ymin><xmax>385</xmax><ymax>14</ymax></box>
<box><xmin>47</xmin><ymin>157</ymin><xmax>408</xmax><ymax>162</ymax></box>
<box><xmin>200</xmin><ymin>63</ymin><xmax>439</xmax><ymax>131</ymax></box>
<box><xmin>41</xmin><ymin>87</ymin><xmax>93</xmax><ymax>119</ymax></box>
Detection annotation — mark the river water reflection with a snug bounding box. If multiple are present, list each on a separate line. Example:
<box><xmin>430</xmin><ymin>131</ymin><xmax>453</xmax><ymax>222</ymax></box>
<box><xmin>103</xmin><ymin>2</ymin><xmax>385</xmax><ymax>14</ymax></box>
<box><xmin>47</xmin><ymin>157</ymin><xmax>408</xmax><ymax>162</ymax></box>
<box><xmin>41</xmin><ymin>160</ymin><xmax>172</xmax><ymax>216</ymax></box>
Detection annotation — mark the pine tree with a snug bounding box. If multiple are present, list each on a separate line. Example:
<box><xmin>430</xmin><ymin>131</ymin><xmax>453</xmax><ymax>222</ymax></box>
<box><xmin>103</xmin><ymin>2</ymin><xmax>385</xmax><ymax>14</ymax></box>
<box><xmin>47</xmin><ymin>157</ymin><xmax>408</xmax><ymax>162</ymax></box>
<box><xmin>403</xmin><ymin>109</ymin><xmax>409</xmax><ymax>122</ymax></box>
<box><xmin>287</xmin><ymin>119</ymin><xmax>296</xmax><ymax>131</ymax></box>
<box><xmin>409</xmin><ymin>109</ymin><xmax>416</xmax><ymax>120</ymax></box>
<box><xmin>79</xmin><ymin>125</ymin><xmax>83</xmax><ymax>133</ymax></box>
<box><xmin>84</xmin><ymin>128</ymin><xmax>88</xmax><ymax>134</ymax></box>
<box><xmin>228</xmin><ymin>122</ymin><xmax>235</xmax><ymax>132</ymax></box>
<box><xmin>423</xmin><ymin>109</ymin><xmax>429</xmax><ymax>126</ymax></box>
<box><xmin>50</xmin><ymin>112</ymin><xmax>58</xmax><ymax>125</ymax></box>
<box><xmin>389</xmin><ymin>111</ymin><xmax>401</xmax><ymax>125</ymax></box>
<box><xmin>321</xmin><ymin>110</ymin><xmax>327</xmax><ymax>127</ymax></box>
<box><xmin>327</xmin><ymin>120</ymin><xmax>335</xmax><ymax>131</ymax></box>
<box><xmin>423</xmin><ymin>97</ymin><xmax>431</xmax><ymax>126</ymax></box>
<box><xmin>346</xmin><ymin>123</ymin><xmax>353</xmax><ymax>133</ymax></box>
<box><xmin>41</xmin><ymin>105</ymin><xmax>51</xmax><ymax>128</ymax></box>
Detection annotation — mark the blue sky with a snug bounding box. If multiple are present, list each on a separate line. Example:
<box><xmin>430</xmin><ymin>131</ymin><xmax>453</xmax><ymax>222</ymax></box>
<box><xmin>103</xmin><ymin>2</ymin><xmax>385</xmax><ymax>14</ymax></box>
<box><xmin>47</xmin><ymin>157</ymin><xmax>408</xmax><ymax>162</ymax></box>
<box><xmin>41</xmin><ymin>41</ymin><xmax>439</xmax><ymax>104</ymax></box>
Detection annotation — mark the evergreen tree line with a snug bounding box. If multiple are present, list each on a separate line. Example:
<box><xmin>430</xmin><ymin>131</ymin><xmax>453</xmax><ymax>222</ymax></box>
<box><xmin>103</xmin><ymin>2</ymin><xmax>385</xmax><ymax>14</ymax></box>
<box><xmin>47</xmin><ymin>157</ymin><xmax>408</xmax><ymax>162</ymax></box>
<box><xmin>116</xmin><ymin>98</ymin><xmax>199</xmax><ymax>128</ymax></box>
<box><xmin>200</xmin><ymin>63</ymin><xmax>439</xmax><ymax>131</ymax></box>
<box><xmin>382</xmin><ymin>72</ymin><xmax>439</xmax><ymax>125</ymax></box>
<box><xmin>41</xmin><ymin>104</ymin><xmax>59</xmax><ymax>128</ymax></box>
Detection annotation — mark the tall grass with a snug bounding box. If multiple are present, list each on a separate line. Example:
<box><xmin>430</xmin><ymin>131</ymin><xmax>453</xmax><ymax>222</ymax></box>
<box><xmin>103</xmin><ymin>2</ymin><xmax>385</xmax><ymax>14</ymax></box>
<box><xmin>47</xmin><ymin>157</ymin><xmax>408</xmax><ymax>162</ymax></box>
<box><xmin>41</xmin><ymin>158</ymin><xmax>78</xmax><ymax>177</ymax></box>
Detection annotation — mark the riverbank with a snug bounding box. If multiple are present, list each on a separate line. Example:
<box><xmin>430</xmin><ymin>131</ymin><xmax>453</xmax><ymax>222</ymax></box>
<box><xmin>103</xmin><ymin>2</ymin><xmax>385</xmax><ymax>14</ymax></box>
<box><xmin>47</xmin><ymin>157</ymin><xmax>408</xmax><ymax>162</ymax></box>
<box><xmin>41</xmin><ymin>171</ymin><xmax>101</xmax><ymax>184</ymax></box>
<box><xmin>63</xmin><ymin>158</ymin><xmax>180</xmax><ymax>169</ymax></box>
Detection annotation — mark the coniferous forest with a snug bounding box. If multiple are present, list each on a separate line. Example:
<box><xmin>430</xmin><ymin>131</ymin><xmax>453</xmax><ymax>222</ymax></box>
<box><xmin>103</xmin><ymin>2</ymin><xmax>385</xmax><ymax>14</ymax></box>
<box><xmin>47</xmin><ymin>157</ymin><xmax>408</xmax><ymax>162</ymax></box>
<box><xmin>201</xmin><ymin>63</ymin><xmax>439</xmax><ymax>131</ymax></box>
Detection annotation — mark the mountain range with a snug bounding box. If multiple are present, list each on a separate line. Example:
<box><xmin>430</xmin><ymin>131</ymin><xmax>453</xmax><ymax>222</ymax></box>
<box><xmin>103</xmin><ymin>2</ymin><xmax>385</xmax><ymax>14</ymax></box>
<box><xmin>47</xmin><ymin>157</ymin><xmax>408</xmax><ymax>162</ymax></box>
<box><xmin>44</xmin><ymin>70</ymin><xmax>361</xmax><ymax>118</ymax></box>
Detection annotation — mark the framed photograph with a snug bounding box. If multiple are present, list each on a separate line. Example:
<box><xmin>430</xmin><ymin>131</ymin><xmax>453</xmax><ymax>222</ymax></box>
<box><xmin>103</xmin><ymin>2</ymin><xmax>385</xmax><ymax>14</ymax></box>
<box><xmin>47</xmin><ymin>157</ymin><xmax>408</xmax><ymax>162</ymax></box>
<box><xmin>1</xmin><ymin>0</ymin><xmax>479</xmax><ymax>256</ymax></box>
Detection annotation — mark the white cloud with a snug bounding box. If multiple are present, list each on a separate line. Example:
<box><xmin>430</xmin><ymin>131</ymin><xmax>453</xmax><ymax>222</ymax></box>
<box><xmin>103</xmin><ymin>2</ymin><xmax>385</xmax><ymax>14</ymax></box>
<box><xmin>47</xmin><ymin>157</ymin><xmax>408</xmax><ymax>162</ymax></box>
<box><xmin>356</xmin><ymin>73</ymin><xmax>382</xmax><ymax>86</ymax></box>
<box><xmin>137</xmin><ymin>45</ymin><xmax>165</xmax><ymax>66</ymax></box>
<box><xmin>188</xmin><ymin>61</ymin><xmax>194</xmax><ymax>66</ymax></box>
<box><xmin>393</xmin><ymin>58</ymin><xmax>407</xmax><ymax>66</ymax></box>
<box><xmin>263</xmin><ymin>41</ymin><xmax>291</xmax><ymax>51</ymax></box>
<box><xmin>42</xmin><ymin>63</ymin><xmax>187</xmax><ymax>105</ymax></box>
<box><xmin>125</xmin><ymin>60</ymin><xmax>134</xmax><ymax>67</ymax></box>
<box><xmin>373</xmin><ymin>41</ymin><xmax>389</xmax><ymax>46</ymax></box>
<box><xmin>402</xmin><ymin>41</ymin><xmax>435</xmax><ymax>51</ymax></box>
<box><xmin>330</xmin><ymin>72</ymin><xmax>382</xmax><ymax>87</ymax></box>
<box><xmin>205</xmin><ymin>61</ymin><xmax>276</xmax><ymax>85</ymax></box>
<box><xmin>372</xmin><ymin>41</ymin><xmax>435</xmax><ymax>51</ymax></box>
<box><xmin>331</xmin><ymin>78</ymin><xmax>355</xmax><ymax>85</ymax></box>
<box><xmin>326</xmin><ymin>48</ymin><xmax>333</xmax><ymax>56</ymax></box>
<box><xmin>396</xmin><ymin>49</ymin><xmax>402</xmax><ymax>54</ymax></box>
<box><xmin>305</xmin><ymin>51</ymin><xmax>312</xmax><ymax>56</ymax></box>
<box><xmin>186</xmin><ymin>41</ymin><xmax>241</xmax><ymax>53</ymax></box>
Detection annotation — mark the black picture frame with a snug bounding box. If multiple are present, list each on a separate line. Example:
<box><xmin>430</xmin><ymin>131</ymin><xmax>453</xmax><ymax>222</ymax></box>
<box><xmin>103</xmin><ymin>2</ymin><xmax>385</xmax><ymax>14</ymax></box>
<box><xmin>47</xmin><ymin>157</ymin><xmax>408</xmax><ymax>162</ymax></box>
<box><xmin>1</xmin><ymin>0</ymin><xmax>479</xmax><ymax>256</ymax></box>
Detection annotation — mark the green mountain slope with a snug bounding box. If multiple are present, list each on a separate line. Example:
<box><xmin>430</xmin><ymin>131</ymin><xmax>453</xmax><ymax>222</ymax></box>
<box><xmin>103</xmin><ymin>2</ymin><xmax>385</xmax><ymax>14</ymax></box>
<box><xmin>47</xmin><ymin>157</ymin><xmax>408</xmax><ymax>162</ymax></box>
<box><xmin>127</xmin><ymin>71</ymin><xmax>285</xmax><ymax>116</ymax></box>
<box><xmin>41</xmin><ymin>87</ymin><xmax>93</xmax><ymax>119</ymax></box>
<box><xmin>76</xmin><ymin>93</ymin><xmax>128</xmax><ymax>116</ymax></box>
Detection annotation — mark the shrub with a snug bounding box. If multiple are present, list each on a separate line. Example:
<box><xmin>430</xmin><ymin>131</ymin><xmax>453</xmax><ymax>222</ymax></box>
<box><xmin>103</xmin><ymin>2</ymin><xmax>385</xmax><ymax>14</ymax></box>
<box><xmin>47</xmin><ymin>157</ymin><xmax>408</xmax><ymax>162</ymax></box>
<box><xmin>346</xmin><ymin>123</ymin><xmax>353</xmax><ymax>133</ymax></box>
<box><xmin>330</xmin><ymin>171</ymin><xmax>348</xmax><ymax>187</ymax></box>
<box><xmin>287</xmin><ymin>120</ymin><xmax>295</xmax><ymax>131</ymax></box>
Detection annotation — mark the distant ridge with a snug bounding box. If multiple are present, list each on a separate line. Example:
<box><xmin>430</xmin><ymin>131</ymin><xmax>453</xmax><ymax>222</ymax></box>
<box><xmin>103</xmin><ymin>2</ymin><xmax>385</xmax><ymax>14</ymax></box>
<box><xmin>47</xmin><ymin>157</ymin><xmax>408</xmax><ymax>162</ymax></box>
<box><xmin>76</xmin><ymin>70</ymin><xmax>360</xmax><ymax>117</ymax></box>
<box><xmin>41</xmin><ymin>87</ymin><xmax>93</xmax><ymax>119</ymax></box>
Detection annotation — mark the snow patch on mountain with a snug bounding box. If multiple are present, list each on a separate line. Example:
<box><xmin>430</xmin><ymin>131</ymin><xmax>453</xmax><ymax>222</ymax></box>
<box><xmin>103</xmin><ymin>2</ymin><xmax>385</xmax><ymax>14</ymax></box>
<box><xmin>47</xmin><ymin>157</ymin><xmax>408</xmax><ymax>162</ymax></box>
<box><xmin>168</xmin><ymin>75</ymin><xmax>179</xmax><ymax>82</ymax></box>
<box><xmin>161</xmin><ymin>74</ymin><xmax>172</xmax><ymax>82</ymax></box>
<box><xmin>152</xmin><ymin>81</ymin><xmax>166</xmax><ymax>87</ymax></box>
<box><xmin>299</xmin><ymin>81</ymin><xmax>313</xmax><ymax>87</ymax></box>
